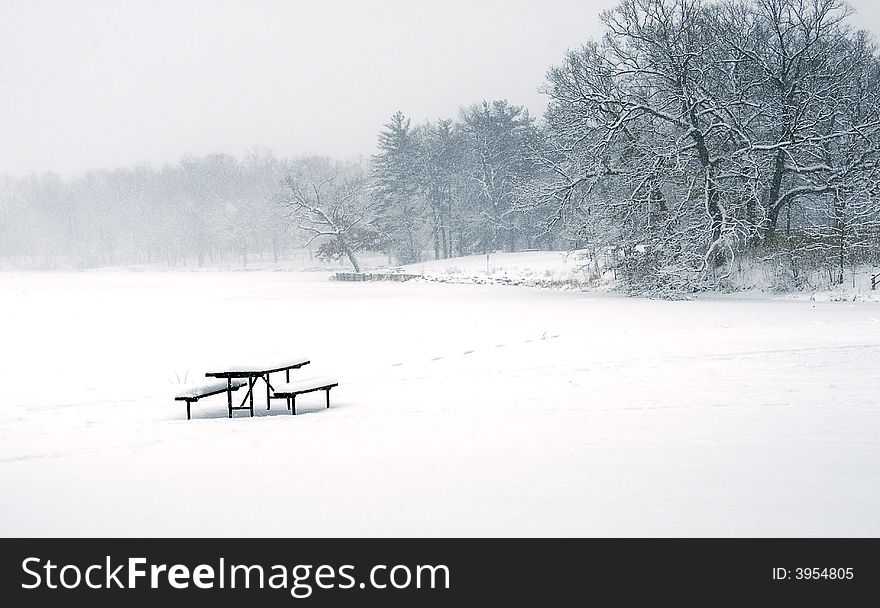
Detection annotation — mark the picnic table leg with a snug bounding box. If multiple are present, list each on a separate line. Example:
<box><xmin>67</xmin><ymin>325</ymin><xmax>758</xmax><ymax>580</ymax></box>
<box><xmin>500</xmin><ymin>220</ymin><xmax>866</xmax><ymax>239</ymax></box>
<box><xmin>291</xmin><ymin>394</ymin><xmax>296</xmax><ymax>415</ymax></box>
<box><xmin>227</xmin><ymin>379</ymin><xmax>233</xmax><ymax>418</ymax></box>
<box><xmin>248</xmin><ymin>377</ymin><xmax>255</xmax><ymax>417</ymax></box>
<box><xmin>266</xmin><ymin>373</ymin><xmax>271</xmax><ymax>411</ymax></box>
<box><xmin>326</xmin><ymin>388</ymin><xmax>330</xmax><ymax>409</ymax></box>
<box><xmin>285</xmin><ymin>370</ymin><xmax>291</xmax><ymax>410</ymax></box>
<box><xmin>186</xmin><ymin>400</ymin><xmax>192</xmax><ymax>420</ymax></box>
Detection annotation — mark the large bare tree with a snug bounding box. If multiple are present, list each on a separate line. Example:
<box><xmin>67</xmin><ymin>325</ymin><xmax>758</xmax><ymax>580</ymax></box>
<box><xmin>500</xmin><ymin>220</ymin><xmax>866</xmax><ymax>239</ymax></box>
<box><xmin>281</xmin><ymin>157</ymin><xmax>377</xmax><ymax>273</ymax></box>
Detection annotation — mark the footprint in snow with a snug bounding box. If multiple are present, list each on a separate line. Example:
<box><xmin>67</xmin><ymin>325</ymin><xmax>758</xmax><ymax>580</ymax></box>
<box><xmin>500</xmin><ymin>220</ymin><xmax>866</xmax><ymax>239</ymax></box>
<box><xmin>463</xmin><ymin>350</ymin><xmax>474</xmax><ymax>355</ymax></box>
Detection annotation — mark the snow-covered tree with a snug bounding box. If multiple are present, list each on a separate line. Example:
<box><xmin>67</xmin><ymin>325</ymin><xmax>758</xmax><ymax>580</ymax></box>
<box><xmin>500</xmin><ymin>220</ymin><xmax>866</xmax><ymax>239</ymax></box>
<box><xmin>371</xmin><ymin>111</ymin><xmax>426</xmax><ymax>264</ymax></box>
<box><xmin>458</xmin><ymin>100</ymin><xmax>539</xmax><ymax>253</ymax></box>
<box><xmin>539</xmin><ymin>0</ymin><xmax>880</xmax><ymax>292</ymax></box>
<box><xmin>412</xmin><ymin>119</ymin><xmax>461</xmax><ymax>259</ymax></box>
<box><xmin>281</xmin><ymin>157</ymin><xmax>377</xmax><ymax>273</ymax></box>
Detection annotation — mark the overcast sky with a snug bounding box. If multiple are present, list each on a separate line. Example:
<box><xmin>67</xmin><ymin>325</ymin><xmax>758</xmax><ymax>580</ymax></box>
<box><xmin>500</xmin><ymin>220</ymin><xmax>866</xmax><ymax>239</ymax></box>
<box><xmin>2</xmin><ymin>0</ymin><xmax>878</xmax><ymax>177</ymax></box>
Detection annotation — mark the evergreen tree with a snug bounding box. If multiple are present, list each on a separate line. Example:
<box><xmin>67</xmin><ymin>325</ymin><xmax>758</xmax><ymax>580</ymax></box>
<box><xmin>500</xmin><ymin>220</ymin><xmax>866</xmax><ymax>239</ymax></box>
<box><xmin>371</xmin><ymin>111</ymin><xmax>425</xmax><ymax>264</ymax></box>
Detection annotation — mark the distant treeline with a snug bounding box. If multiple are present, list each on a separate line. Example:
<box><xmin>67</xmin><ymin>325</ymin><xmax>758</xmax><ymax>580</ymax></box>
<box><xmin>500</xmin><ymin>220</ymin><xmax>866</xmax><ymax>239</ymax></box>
<box><xmin>2</xmin><ymin>0</ymin><xmax>879</xmax><ymax>293</ymax></box>
<box><xmin>0</xmin><ymin>150</ymin><xmax>292</xmax><ymax>269</ymax></box>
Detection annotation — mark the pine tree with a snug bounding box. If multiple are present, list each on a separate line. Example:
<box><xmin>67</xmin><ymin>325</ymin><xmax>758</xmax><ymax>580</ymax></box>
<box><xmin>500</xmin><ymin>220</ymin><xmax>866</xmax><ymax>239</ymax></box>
<box><xmin>371</xmin><ymin>112</ymin><xmax>426</xmax><ymax>264</ymax></box>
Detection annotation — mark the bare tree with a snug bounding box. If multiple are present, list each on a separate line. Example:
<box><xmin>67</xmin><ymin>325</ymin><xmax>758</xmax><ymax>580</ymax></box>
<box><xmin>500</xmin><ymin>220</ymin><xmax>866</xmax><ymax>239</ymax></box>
<box><xmin>281</xmin><ymin>157</ymin><xmax>377</xmax><ymax>273</ymax></box>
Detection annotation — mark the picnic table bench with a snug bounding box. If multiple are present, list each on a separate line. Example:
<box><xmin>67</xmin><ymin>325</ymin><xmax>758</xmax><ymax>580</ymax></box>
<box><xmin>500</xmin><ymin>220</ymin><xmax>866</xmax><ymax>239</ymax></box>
<box><xmin>174</xmin><ymin>379</ymin><xmax>247</xmax><ymax>420</ymax></box>
<box><xmin>272</xmin><ymin>377</ymin><xmax>339</xmax><ymax>414</ymax></box>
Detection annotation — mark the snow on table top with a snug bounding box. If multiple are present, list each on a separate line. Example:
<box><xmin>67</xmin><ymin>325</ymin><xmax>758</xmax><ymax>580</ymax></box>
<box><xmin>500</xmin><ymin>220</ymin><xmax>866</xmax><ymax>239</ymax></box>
<box><xmin>175</xmin><ymin>379</ymin><xmax>246</xmax><ymax>399</ymax></box>
<box><xmin>273</xmin><ymin>377</ymin><xmax>338</xmax><ymax>394</ymax></box>
<box><xmin>206</xmin><ymin>358</ymin><xmax>311</xmax><ymax>375</ymax></box>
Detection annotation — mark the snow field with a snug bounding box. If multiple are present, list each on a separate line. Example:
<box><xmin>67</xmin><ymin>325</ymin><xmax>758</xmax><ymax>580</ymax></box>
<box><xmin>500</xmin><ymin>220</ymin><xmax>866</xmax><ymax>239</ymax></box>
<box><xmin>0</xmin><ymin>270</ymin><xmax>878</xmax><ymax>536</ymax></box>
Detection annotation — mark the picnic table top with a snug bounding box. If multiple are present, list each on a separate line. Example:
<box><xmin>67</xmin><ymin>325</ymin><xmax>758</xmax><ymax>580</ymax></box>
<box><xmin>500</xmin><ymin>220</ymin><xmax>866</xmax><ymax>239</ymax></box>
<box><xmin>205</xmin><ymin>358</ymin><xmax>311</xmax><ymax>378</ymax></box>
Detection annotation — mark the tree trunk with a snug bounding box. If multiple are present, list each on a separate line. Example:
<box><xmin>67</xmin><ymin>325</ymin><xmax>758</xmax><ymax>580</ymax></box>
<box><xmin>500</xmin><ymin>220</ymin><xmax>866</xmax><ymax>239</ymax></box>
<box><xmin>440</xmin><ymin>219</ymin><xmax>449</xmax><ymax>259</ymax></box>
<box><xmin>341</xmin><ymin>240</ymin><xmax>361</xmax><ymax>273</ymax></box>
<box><xmin>705</xmin><ymin>173</ymin><xmax>725</xmax><ymax>267</ymax></box>
<box><xmin>764</xmin><ymin>149</ymin><xmax>787</xmax><ymax>241</ymax></box>
<box><xmin>432</xmin><ymin>220</ymin><xmax>440</xmax><ymax>260</ymax></box>
<box><xmin>835</xmin><ymin>196</ymin><xmax>846</xmax><ymax>285</ymax></box>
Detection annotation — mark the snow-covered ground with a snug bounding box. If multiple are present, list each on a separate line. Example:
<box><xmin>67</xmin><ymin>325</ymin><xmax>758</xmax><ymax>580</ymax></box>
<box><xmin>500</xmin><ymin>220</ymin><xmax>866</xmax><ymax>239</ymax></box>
<box><xmin>389</xmin><ymin>250</ymin><xmax>880</xmax><ymax>301</ymax></box>
<box><xmin>1</xmin><ymin>268</ymin><xmax>878</xmax><ymax>536</ymax></box>
<box><xmin>396</xmin><ymin>250</ymin><xmax>592</xmax><ymax>288</ymax></box>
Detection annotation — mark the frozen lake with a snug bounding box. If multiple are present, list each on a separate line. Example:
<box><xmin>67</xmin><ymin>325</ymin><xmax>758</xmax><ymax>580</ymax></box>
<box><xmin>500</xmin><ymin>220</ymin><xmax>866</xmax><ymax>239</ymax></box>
<box><xmin>1</xmin><ymin>270</ymin><xmax>878</xmax><ymax>536</ymax></box>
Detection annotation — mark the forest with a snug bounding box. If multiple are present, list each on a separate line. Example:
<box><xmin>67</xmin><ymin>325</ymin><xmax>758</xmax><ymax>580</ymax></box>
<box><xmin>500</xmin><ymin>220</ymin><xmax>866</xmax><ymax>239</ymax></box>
<box><xmin>2</xmin><ymin>0</ymin><xmax>878</xmax><ymax>293</ymax></box>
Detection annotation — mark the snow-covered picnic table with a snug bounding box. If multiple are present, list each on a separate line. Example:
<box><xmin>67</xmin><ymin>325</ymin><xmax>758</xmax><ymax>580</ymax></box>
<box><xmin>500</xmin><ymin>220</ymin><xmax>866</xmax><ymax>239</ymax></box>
<box><xmin>204</xmin><ymin>358</ymin><xmax>311</xmax><ymax>418</ymax></box>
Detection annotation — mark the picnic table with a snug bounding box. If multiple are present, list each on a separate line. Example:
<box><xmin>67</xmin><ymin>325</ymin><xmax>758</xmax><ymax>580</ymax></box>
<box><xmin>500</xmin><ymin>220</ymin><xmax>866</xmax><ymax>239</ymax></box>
<box><xmin>205</xmin><ymin>358</ymin><xmax>311</xmax><ymax>418</ymax></box>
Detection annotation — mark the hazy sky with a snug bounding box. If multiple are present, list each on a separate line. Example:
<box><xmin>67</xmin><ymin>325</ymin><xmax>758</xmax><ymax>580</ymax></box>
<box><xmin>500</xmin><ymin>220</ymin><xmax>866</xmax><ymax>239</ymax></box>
<box><xmin>2</xmin><ymin>0</ymin><xmax>879</xmax><ymax>177</ymax></box>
